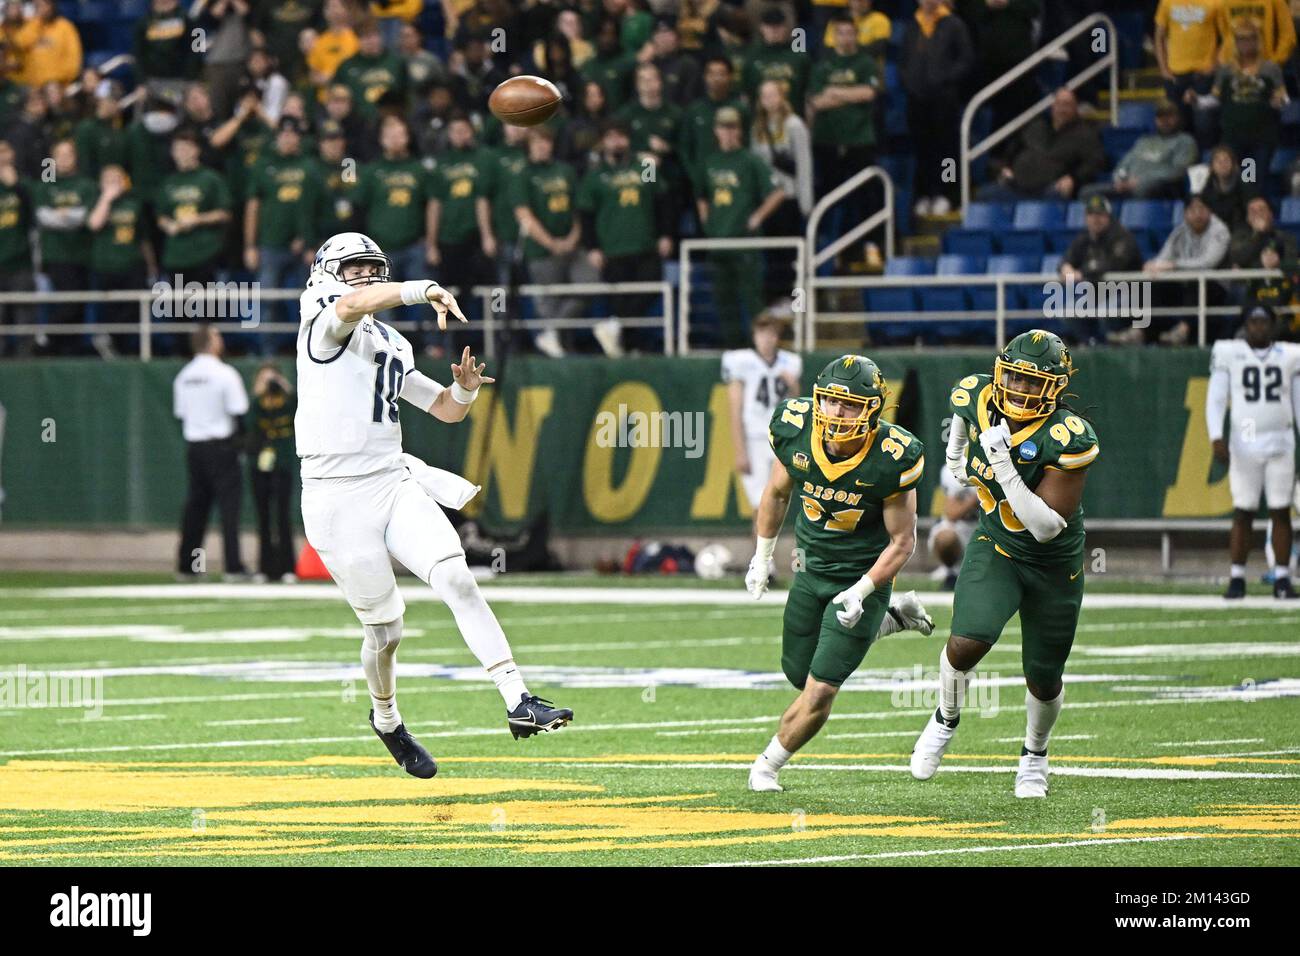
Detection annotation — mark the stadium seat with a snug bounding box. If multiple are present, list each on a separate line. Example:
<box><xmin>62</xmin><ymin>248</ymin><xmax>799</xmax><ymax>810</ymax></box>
<box><xmin>964</xmin><ymin>202</ymin><xmax>1010</xmax><ymax>231</ymax></box>
<box><xmin>942</xmin><ymin>229</ymin><xmax>994</xmax><ymax>256</ymax></box>
<box><xmin>1041</xmin><ymin>254</ymin><xmax>1064</xmax><ymax>274</ymax></box>
<box><xmin>987</xmin><ymin>254</ymin><xmax>1036</xmax><ymax>275</ymax></box>
<box><xmin>1116</xmin><ymin>102</ymin><xmax>1155</xmax><ymax>131</ymax></box>
<box><xmin>1281</xmin><ymin>197</ymin><xmax>1300</xmax><ymax>225</ymax></box>
<box><xmin>1102</xmin><ymin>128</ymin><xmax>1143</xmax><ymax>165</ymax></box>
<box><xmin>1047</xmin><ymin>229</ymin><xmax>1078</xmax><ymax>252</ymax></box>
<box><xmin>1120</xmin><ymin>200</ymin><xmax>1176</xmax><ymax>231</ymax></box>
<box><xmin>883</xmin><ymin>256</ymin><xmax>935</xmax><ymax>276</ymax></box>
<box><xmin>936</xmin><ymin>254</ymin><xmax>985</xmax><ymax>275</ymax></box>
<box><xmin>1011</xmin><ymin>201</ymin><xmax>1066</xmax><ymax>231</ymax></box>
<box><xmin>1281</xmin><ymin>100</ymin><xmax>1300</xmax><ymax>127</ymax></box>
<box><xmin>997</xmin><ymin>231</ymin><xmax>1047</xmax><ymax>256</ymax></box>
<box><xmin>1065</xmin><ymin>201</ymin><xmax>1087</xmax><ymax>229</ymax></box>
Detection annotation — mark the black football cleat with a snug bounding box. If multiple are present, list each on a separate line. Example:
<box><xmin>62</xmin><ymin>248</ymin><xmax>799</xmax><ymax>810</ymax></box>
<box><xmin>369</xmin><ymin>710</ymin><xmax>438</xmax><ymax>778</ymax></box>
<box><xmin>1224</xmin><ymin>577</ymin><xmax>1246</xmax><ymax>599</ymax></box>
<box><xmin>507</xmin><ymin>694</ymin><xmax>573</xmax><ymax>739</ymax></box>
<box><xmin>1275</xmin><ymin>577</ymin><xmax>1296</xmax><ymax>599</ymax></box>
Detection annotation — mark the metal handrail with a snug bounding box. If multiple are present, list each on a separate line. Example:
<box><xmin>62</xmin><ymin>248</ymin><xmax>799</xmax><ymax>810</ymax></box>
<box><xmin>677</xmin><ymin>237</ymin><xmax>807</xmax><ymax>355</ymax></box>
<box><xmin>960</xmin><ymin>13</ymin><xmax>1119</xmax><ymax>212</ymax></box>
<box><xmin>816</xmin><ymin>267</ymin><xmax>1281</xmax><ymax>347</ymax></box>
<box><xmin>802</xmin><ymin>165</ymin><xmax>895</xmax><ymax>351</ymax></box>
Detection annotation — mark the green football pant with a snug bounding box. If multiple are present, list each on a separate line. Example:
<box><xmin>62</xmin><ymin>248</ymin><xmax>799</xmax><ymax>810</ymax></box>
<box><xmin>949</xmin><ymin>533</ymin><xmax>1085</xmax><ymax>687</ymax></box>
<box><xmin>781</xmin><ymin>569</ymin><xmax>893</xmax><ymax>688</ymax></box>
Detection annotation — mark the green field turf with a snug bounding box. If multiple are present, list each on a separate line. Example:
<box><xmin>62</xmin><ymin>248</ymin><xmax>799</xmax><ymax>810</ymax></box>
<box><xmin>0</xmin><ymin>572</ymin><xmax>1297</xmax><ymax>867</ymax></box>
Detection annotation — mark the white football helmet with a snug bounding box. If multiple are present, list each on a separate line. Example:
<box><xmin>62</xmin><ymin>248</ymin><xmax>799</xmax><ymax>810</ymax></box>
<box><xmin>308</xmin><ymin>232</ymin><xmax>392</xmax><ymax>287</ymax></box>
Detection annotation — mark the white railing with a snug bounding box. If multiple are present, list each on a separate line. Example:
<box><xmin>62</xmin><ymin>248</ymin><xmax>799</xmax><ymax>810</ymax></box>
<box><xmin>802</xmin><ymin>165</ymin><xmax>896</xmax><ymax>350</ymax></box>
<box><xmin>960</xmin><ymin>13</ymin><xmax>1119</xmax><ymax>212</ymax></box>
<box><xmin>817</xmin><ymin>268</ymin><xmax>1283</xmax><ymax>348</ymax></box>
<box><xmin>677</xmin><ymin>237</ymin><xmax>806</xmax><ymax>354</ymax></box>
<box><xmin>0</xmin><ymin>281</ymin><xmax>675</xmax><ymax>359</ymax></box>
<box><xmin>475</xmin><ymin>280</ymin><xmax>673</xmax><ymax>358</ymax></box>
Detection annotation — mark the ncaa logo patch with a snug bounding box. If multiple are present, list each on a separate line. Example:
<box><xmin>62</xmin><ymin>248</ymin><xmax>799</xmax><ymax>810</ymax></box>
<box><xmin>1019</xmin><ymin>440</ymin><xmax>1038</xmax><ymax>461</ymax></box>
<box><xmin>792</xmin><ymin>452</ymin><xmax>810</xmax><ymax>471</ymax></box>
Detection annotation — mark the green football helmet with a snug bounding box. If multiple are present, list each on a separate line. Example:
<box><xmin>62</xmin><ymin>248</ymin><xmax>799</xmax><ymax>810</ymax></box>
<box><xmin>992</xmin><ymin>329</ymin><xmax>1074</xmax><ymax>421</ymax></box>
<box><xmin>813</xmin><ymin>354</ymin><xmax>889</xmax><ymax>442</ymax></box>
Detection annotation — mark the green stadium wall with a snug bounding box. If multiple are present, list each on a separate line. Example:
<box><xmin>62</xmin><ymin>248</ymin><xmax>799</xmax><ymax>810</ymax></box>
<box><xmin>0</xmin><ymin>349</ymin><xmax>1231</xmax><ymax>532</ymax></box>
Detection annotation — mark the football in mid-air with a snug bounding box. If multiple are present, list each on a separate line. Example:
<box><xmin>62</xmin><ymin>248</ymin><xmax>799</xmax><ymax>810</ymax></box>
<box><xmin>488</xmin><ymin>75</ymin><xmax>562</xmax><ymax>127</ymax></box>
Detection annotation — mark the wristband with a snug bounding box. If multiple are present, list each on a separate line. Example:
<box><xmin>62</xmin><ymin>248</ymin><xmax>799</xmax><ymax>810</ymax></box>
<box><xmin>400</xmin><ymin>280</ymin><xmax>436</xmax><ymax>306</ymax></box>
<box><xmin>845</xmin><ymin>572</ymin><xmax>876</xmax><ymax>603</ymax></box>
<box><xmin>755</xmin><ymin>535</ymin><xmax>777</xmax><ymax>563</ymax></box>
<box><xmin>450</xmin><ymin>381</ymin><xmax>479</xmax><ymax>405</ymax></box>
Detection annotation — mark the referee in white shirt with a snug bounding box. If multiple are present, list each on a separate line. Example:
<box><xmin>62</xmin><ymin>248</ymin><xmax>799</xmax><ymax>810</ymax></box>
<box><xmin>174</xmin><ymin>324</ymin><xmax>250</xmax><ymax>579</ymax></box>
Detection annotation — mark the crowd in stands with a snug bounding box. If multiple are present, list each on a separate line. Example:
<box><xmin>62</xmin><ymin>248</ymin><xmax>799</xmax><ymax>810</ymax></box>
<box><xmin>1</xmin><ymin>0</ymin><xmax>1299</xmax><ymax>358</ymax></box>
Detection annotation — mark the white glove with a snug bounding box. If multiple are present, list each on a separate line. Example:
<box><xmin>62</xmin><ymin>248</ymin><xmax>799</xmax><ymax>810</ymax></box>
<box><xmin>978</xmin><ymin>421</ymin><xmax>1013</xmax><ymax>464</ymax></box>
<box><xmin>832</xmin><ymin>573</ymin><xmax>876</xmax><ymax>629</ymax></box>
<box><xmin>946</xmin><ymin>454</ymin><xmax>972</xmax><ymax>487</ymax></box>
<box><xmin>745</xmin><ymin>553</ymin><xmax>773</xmax><ymax>600</ymax></box>
<box><xmin>833</xmin><ymin>590</ymin><xmax>863</xmax><ymax>628</ymax></box>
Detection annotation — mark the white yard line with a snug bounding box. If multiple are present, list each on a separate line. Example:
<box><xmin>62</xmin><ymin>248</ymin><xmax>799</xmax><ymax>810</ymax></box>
<box><xmin>203</xmin><ymin>717</ymin><xmax>306</xmax><ymax>727</ymax></box>
<box><xmin>702</xmin><ymin>834</ymin><xmax>1208</xmax><ymax>867</ymax></box>
<box><xmin>1155</xmin><ymin>738</ymin><xmax>1266</xmax><ymax>747</ymax></box>
<box><xmin>12</xmin><ymin>584</ymin><xmax>1300</xmax><ymax>610</ymax></box>
<box><xmin>551</xmin><ymin>761</ymin><xmax>1300</xmax><ymax>781</ymax></box>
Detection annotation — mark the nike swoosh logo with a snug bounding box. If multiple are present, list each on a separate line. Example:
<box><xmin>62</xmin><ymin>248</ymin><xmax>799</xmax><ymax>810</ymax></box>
<box><xmin>1070</xmin><ymin>568</ymin><xmax>1083</xmax><ymax>580</ymax></box>
<box><xmin>855</xmin><ymin>480</ymin><xmax>874</xmax><ymax>487</ymax></box>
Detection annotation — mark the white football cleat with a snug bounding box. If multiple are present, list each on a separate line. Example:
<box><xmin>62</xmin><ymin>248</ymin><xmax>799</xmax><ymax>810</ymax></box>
<box><xmin>893</xmin><ymin>590</ymin><xmax>934</xmax><ymax>636</ymax></box>
<box><xmin>910</xmin><ymin>710</ymin><xmax>957</xmax><ymax>780</ymax></box>
<box><xmin>748</xmin><ymin>755</ymin><xmax>784</xmax><ymax>792</ymax></box>
<box><xmin>1015</xmin><ymin>752</ymin><xmax>1049</xmax><ymax>798</ymax></box>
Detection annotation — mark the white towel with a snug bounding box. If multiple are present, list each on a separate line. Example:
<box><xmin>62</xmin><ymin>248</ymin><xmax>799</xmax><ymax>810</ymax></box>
<box><xmin>399</xmin><ymin>453</ymin><xmax>481</xmax><ymax>510</ymax></box>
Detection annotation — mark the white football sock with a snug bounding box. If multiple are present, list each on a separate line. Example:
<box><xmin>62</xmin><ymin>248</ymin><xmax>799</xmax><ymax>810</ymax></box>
<box><xmin>427</xmin><ymin>558</ymin><xmax>523</xmax><ymax>705</ymax></box>
<box><xmin>938</xmin><ymin>646</ymin><xmax>972</xmax><ymax>724</ymax></box>
<box><xmin>758</xmin><ymin>734</ymin><xmax>794</xmax><ymax>771</ymax></box>
<box><xmin>1230</xmin><ymin>563</ymin><xmax>1246</xmax><ymax>580</ymax></box>
<box><xmin>1024</xmin><ymin>687</ymin><xmax>1063</xmax><ymax>754</ymax></box>
<box><xmin>1275</xmin><ymin>565</ymin><xmax>1290</xmax><ymax>581</ymax></box>
<box><xmin>362</xmin><ymin>620</ymin><xmax>403</xmax><ymax>732</ymax></box>
<box><xmin>489</xmin><ymin>662</ymin><xmax>530</xmax><ymax>708</ymax></box>
<box><xmin>877</xmin><ymin>603</ymin><xmax>902</xmax><ymax>638</ymax></box>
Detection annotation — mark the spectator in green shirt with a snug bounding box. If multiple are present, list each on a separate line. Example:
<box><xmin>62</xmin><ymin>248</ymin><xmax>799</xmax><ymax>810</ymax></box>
<box><xmin>694</xmin><ymin>108</ymin><xmax>786</xmax><ymax>348</ymax></box>
<box><xmin>31</xmin><ymin>139</ymin><xmax>97</xmax><ymax>354</ymax></box>
<box><xmin>335</xmin><ymin>17</ymin><xmax>407</xmax><ymax>120</ymax></box>
<box><xmin>477</xmin><ymin>122</ymin><xmax>530</xmax><ymax>267</ymax></box>
<box><xmin>746</xmin><ymin>6</ymin><xmax>812</xmax><ymax>114</ymax></box>
<box><xmin>244</xmin><ymin>117</ymin><xmax>316</xmax><ymax>353</ymax></box>
<box><xmin>576</xmin><ymin>119</ymin><xmax>673</xmax><ymax>355</ymax></box>
<box><xmin>155</xmin><ymin>129</ymin><xmax>233</xmax><ymax>285</ymax></box>
<box><xmin>310</xmin><ymin>120</ymin><xmax>361</xmax><ymax>245</ymax></box>
<box><xmin>134</xmin><ymin>0</ymin><xmax>197</xmax><ymax>88</ymax></box>
<box><xmin>581</xmin><ymin>17</ymin><xmax>635</xmax><ymax>112</ymax></box>
<box><xmin>808</xmin><ymin>13</ymin><xmax>883</xmax><ymax>265</ymax></box>
<box><xmin>679</xmin><ymin>55</ymin><xmax>750</xmax><ymax>179</ymax></box>
<box><xmin>74</xmin><ymin>79</ymin><xmax>131</xmax><ymax>179</ymax></box>
<box><xmin>429</xmin><ymin>114</ymin><xmax>489</xmax><ymax>353</ymax></box>
<box><xmin>0</xmin><ymin>139</ymin><xmax>35</xmax><ymax>357</ymax></box>
<box><xmin>511</xmin><ymin>126</ymin><xmax>593</xmax><ymax>357</ymax></box>
<box><xmin>88</xmin><ymin>164</ymin><xmax>155</xmax><ymax>356</ymax></box>
<box><xmin>253</xmin><ymin>0</ymin><xmax>322</xmax><ymax>85</ymax></box>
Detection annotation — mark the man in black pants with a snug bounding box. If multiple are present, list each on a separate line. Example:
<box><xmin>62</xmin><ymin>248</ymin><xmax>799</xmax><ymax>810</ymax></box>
<box><xmin>173</xmin><ymin>323</ymin><xmax>250</xmax><ymax>580</ymax></box>
<box><xmin>249</xmin><ymin>362</ymin><xmax>298</xmax><ymax>582</ymax></box>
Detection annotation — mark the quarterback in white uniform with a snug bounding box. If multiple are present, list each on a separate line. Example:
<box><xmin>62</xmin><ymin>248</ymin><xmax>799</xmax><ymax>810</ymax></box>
<box><xmin>1206</xmin><ymin>304</ymin><xmax>1300</xmax><ymax>599</ymax></box>
<box><xmin>723</xmin><ymin>313</ymin><xmax>802</xmax><ymax>510</ymax></box>
<box><xmin>297</xmin><ymin>232</ymin><xmax>572</xmax><ymax>778</ymax></box>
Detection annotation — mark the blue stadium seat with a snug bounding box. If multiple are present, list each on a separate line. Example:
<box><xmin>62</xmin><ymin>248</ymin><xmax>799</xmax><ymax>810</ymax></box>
<box><xmin>964</xmin><ymin>202</ymin><xmax>1010</xmax><ymax>230</ymax></box>
<box><xmin>1048</xmin><ymin>228</ymin><xmax>1078</xmax><ymax>252</ymax></box>
<box><xmin>1011</xmin><ymin>201</ymin><xmax>1066</xmax><ymax>231</ymax></box>
<box><xmin>1041</xmin><ymin>254</ymin><xmax>1064</xmax><ymax>273</ymax></box>
<box><xmin>936</xmin><ymin>254</ymin><xmax>985</xmax><ymax>275</ymax></box>
<box><xmin>1117</xmin><ymin>102</ymin><xmax>1156</xmax><ymax>131</ymax></box>
<box><xmin>1270</xmin><ymin>148</ymin><xmax>1298</xmax><ymax>175</ymax></box>
<box><xmin>942</xmin><ymin>229</ymin><xmax>994</xmax><ymax>256</ymax></box>
<box><xmin>987</xmin><ymin>255</ymin><xmax>1036</xmax><ymax>275</ymax></box>
<box><xmin>1065</xmin><ymin>201</ymin><xmax>1087</xmax><ymax>229</ymax></box>
<box><xmin>997</xmin><ymin>231</ymin><xmax>1047</xmax><ymax>256</ymax></box>
<box><xmin>1120</xmin><ymin>200</ymin><xmax>1176</xmax><ymax>231</ymax></box>
<box><xmin>1102</xmin><ymin>127</ymin><xmax>1143</xmax><ymax>165</ymax></box>
<box><xmin>1281</xmin><ymin>197</ymin><xmax>1300</xmax><ymax>224</ymax></box>
<box><xmin>1281</xmin><ymin>100</ymin><xmax>1300</xmax><ymax>127</ymax></box>
<box><xmin>883</xmin><ymin>256</ymin><xmax>935</xmax><ymax>276</ymax></box>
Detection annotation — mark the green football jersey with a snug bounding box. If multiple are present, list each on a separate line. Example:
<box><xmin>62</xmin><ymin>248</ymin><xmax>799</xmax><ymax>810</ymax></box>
<box><xmin>949</xmin><ymin>373</ymin><xmax>1100</xmax><ymax>565</ymax></box>
<box><xmin>770</xmin><ymin>397</ymin><xmax>925</xmax><ymax>578</ymax></box>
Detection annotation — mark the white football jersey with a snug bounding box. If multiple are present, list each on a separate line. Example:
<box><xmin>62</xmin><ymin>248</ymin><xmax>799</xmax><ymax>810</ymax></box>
<box><xmin>295</xmin><ymin>279</ymin><xmax>436</xmax><ymax>479</ymax></box>
<box><xmin>721</xmin><ymin>348</ymin><xmax>802</xmax><ymax>438</ymax></box>
<box><xmin>1209</xmin><ymin>339</ymin><xmax>1300</xmax><ymax>455</ymax></box>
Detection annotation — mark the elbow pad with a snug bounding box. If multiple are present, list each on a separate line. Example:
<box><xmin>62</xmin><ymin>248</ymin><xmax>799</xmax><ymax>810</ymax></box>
<box><xmin>990</xmin><ymin>457</ymin><xmax>1068</xmax><ymax>543</ymax></box>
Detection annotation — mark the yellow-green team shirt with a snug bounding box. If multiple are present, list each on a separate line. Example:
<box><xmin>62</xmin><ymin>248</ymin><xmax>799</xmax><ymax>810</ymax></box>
<box><xmin>769</xmin><ymin>396</ymin><xmax>925</xmax><ymax>579</ymax></box>
<box><xmin>949</xmin><ymin>372</ymin><xmax>1100</xmax><ymax>565</ymax></box>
